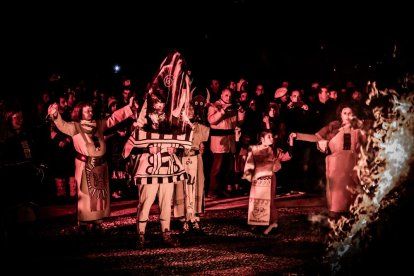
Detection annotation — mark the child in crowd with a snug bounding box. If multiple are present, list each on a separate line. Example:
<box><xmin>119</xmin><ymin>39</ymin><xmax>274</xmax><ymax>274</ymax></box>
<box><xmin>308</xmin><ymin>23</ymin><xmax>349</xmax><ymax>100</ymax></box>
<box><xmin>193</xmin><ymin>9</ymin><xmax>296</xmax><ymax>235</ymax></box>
<box><xmin>243</xmin><ymin>130</ymin><xmax>294</xmax><ymax>235</ymax></box>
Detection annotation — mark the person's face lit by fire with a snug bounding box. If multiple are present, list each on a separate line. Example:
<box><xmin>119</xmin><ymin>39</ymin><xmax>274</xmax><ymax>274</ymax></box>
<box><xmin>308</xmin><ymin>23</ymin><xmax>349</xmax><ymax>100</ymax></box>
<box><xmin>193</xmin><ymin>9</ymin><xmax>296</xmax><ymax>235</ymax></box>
<box><xmin>239</xmin><ymin>91</ymin><xmax>248</xmax><ymax>103</ymax></box>
<box><xmin>228</xmin><ymin>81</ymin><xmax>236</xmax><ymax>91</ymax></box>
<box><xmin>352</xmin><ymin>90</ymin><xmax>362</xmax><ymax>101</ymax></box>
<box><xmin>318</xmin><ymin>88</ymin><xmax>330</xmax><ymax>103</ymax></box>
<box><xmin>261</xmin><ymin>132</ymin><xmax>274</xmax><ymax>146</ymax></box>
<box><xmin>340</xmin><ymin>107</ymin><xmax>353</xmax><ymax>126</ymax></box>
<box><xmin>329</xmin><ymin>90</ymin><xmax>338</xmax><ymax>101</ymax></box>
<box><xmin>268</xmin><ymin>106</ymin><xmax>277</xmax><ymax>118</ymax></box>
<box><xmin>59</xmin><ymin>97</ymin><xmax>68</xmax><ymax>112</ymax></box>
<box><xmin>123</xmin><ymin>89</ymin><xmax>131</xmax><ymax>101</ymax></box>
<box><xmin>211</xmin><ymin>79</ymin><xmax>220</xmax><ymax>93</ymax></box>
<box><xmin>249</xmin><ymin>100</ymin><xmax>257</xmax><ymax>111</ymax></box>
<box><xmin>153</xmin><ymin>99</ymin><xmax>165</xmax><ymax>114</ymax></box>
<box><xmin>255</xmin><ymin>84</ymin><xmax>264</xmax><ymax>96</ymax></box>
<box><xmin>82</xmin><ymin>105</ymin><xmax>94</xmax><ymax>121</ymax></box>
<box><xmin>11</xmin><ymin>111</ymin><xmax>24</xmax><ymax>130</ymax></box>
<box><xmin>220</xmin><ymin>89</ymin><xmax>232</xmax><ymax>104</ymax></box>
<box><xmin>290</xmin><ymin>90</ymin><xmax>301</xmax><ymax>103</ymax></box>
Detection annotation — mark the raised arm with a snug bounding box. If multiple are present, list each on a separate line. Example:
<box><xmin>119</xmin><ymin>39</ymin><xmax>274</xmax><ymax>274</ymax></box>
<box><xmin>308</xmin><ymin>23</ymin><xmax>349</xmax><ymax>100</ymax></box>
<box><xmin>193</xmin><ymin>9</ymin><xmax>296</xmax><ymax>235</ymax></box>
<box><xmin>48</xmin><ymin>103</ymin><xmax>76</xmax><ymax>136</ymax></box>
<box><xmin>104</xmin><ymin>97</ymin><xmax>136</xmax><ymax>129</ymax></box>
<box><xmin>289</xmin><ymin>129</ymin><xmax>327</xmax><ymax>153</ymax></box>
<box><xmin>295</xmin><ymin>133</ymin><xmax>320</xmax><ymax>142</ymax></box>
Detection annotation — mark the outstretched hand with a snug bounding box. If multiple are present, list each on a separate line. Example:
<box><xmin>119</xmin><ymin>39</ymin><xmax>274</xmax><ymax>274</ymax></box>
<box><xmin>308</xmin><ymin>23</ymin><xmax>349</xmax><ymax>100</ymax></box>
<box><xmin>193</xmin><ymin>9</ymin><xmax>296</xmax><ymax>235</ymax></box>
<box><xmin>181</xmin><ymin>112</ymin><xmax>194</xmax><ymax>128</ymax></box>
<box><xmin>288</xmin><ymin>132</ymin><xmax>296</xmax><ymax>146</ymax></box>
<box><xmin>167</xmin><ymin>147</ymin><xmax>176</xmax><ymax>155</ymax></box>
<box><xmin>129</xmin><ymin>97</ymin><xmax>139</xmax><ymax>112</ymax></box>
<box><xmin>47</xmin><ymin>103</ymin><xmax>59</xmax><ymax>119</ymax></box>
<box><xmin>317</xmin><ymin>140</ymin><xmax>328</xmax><ymax>153</ymax></box>
<box><xmin>289</xmin><ymin>132</ymin><xmax>297</xmax><ymax>140</ymax></box>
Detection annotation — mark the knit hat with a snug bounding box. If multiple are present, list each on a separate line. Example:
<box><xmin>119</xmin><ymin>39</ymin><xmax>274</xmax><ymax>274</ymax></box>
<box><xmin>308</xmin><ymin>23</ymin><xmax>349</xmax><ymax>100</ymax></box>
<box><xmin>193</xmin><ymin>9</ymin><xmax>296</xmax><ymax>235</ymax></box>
<box><xmin>274</xmin><ymin>87</ymin><xmax>288</xmax><ymax>99</ymax></box>
<box><xmin>107</xmin><ymin>96</ymin><xmax>118</xmax><ymax>109</ymax></box>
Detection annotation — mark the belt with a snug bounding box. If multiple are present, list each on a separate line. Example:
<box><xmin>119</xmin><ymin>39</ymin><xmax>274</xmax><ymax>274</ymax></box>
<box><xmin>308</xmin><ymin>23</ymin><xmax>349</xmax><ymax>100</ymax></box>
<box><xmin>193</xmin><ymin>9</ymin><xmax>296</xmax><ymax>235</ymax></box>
<box><xmin>210</xmin><ymin>129</ymin><xmax>234</xmax><ymax>136</ymax></box>
<box><xmin>183</xmin><ymin>149</ymin><xmax>200</xmax><ymax>156</ymax></box>
<box><xmin>130</xmin><ymin>147</ymin><xmax>161</xmax><ymax>155</ymax></box>
<box><xmin>76</xmin><ymin>152</ymin><xmax>106</xmax><ymax>166</ymax></box>
<box><xmin>253</xmin><ymin>176</ymin><xmax>272</xmax><ymax>184</ymax></box>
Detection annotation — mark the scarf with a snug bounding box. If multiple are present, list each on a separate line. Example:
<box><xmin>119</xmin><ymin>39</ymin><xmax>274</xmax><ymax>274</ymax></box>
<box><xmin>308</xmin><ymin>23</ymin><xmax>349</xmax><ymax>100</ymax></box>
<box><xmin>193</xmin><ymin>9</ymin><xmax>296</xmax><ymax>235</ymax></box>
<box><xmin>80</xmin><ymin>120</ymin><xmax>100</xmax><ymax>150</ymax></box>
<box><xmin>80</xmin><ymin>120</ymin><xmax>97</xmax><ymax>134</ymax></box>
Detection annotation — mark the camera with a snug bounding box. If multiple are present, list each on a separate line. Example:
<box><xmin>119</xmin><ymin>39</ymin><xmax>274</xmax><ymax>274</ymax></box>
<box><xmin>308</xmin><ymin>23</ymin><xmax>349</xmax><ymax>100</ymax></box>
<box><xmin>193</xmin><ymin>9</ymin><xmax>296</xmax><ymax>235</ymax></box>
<box><xmin>292</xmin><ymin>101</ymin><xmax>304</xmax><ymax>108</ymax></box>
<box><xmin>225</xmin><ymin>102</ymin><xmax>241</xmax><ymax>112</ymax></box>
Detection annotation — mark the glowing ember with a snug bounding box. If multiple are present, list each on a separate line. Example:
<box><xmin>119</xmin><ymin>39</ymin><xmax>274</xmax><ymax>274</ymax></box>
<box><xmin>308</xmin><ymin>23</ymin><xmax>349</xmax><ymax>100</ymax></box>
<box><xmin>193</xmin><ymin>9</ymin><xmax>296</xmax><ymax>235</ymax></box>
<box><xmin>325</xmin><ymin>89</ymin><xmax>414</xmax><ymax>273</ymax></box>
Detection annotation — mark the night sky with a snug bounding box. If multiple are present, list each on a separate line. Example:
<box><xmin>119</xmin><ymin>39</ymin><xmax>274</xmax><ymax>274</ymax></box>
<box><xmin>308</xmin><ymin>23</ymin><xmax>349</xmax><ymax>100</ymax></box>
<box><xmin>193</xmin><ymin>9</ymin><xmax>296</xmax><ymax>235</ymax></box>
<box><xmin>3</xmin><ymin>1</ymin><xmax>413</xmax><ymax>94</ymax></box>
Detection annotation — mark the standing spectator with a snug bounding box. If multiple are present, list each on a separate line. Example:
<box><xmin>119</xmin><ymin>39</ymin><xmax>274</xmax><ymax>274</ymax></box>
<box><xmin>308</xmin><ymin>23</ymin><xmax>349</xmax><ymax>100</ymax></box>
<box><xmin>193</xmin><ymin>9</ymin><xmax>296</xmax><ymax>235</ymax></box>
<box><xmin>104</xmin><ymin>96</ymin><xmax>135</xmax><ymax>200</ymax></box>
<box><xmin>284</xmin><ymin>89</ymin><xmax>311</xmax><ymax>192</ymax></box>
<box><xmin>48</xmin><ymin>121</ymin><xmax>75</xmax><ymax>204</ymax></box>
<box><xmin>235</xmin><ymin>99</ymin><xmax>261</xmax><ymax>194</ymax></box>
<box><xmin>273</xmin><ymin>87</ymin><xmax>289</xmax><ymax>122</ymax></box>
<box><xmin>1</xmin><ymin>104</ymin><xmax>44</xmax><ymax>245</ymax></box>
<box><xmin>252</xmin><ymin>83</ymin><xmax>266</xmax><ymax>116</ymax></box>
<box><xmin>205</xmin><ymin>78</ymin><xmax>221</xmax><ymax>104</ymax></box>
<box><xmin>47</xmin><ymin>97</ymin><xmax>137</xmax><ymax>235</ymax></box>
<box><xmin>66</xmin><ymin>90</ymin><xmax>77</xmax><ymax>111</ymax></box>
<box><xmin>307</xmin><ymin>86</ymin><xmax>336</xmax><ymax>193</ymax></box>
<box><xmin>236</xmin><ymin>78</ymin><xmax>249</xmax><ymax>93</ymax></box>
<box><xmin>207</xmin><ymin>88</ymin><xmax>245</xmax><ymax>198</ymax></box>
<box><xmin>262</xmin><ymin>102</ymin><xmax>285</xmax><ymax>147</ymax></box>
<box><xmin>47</xmin><ymin>95</ymin><xmax>76</xmax><ymax>203</ymax></box>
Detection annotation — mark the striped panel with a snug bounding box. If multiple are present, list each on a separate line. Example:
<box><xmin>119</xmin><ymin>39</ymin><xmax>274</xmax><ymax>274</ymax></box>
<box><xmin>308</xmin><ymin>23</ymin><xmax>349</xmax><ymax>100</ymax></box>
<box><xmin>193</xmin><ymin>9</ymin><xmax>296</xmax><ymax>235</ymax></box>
<box><xmin>135</xmin><ymin>172</ymin><xmax>188</xmax><ymax>185</ymax></box>
<box><xmin>132</xmin><ymin>129</ymin><xmax>193</xmax><ymax>149</ymax></box>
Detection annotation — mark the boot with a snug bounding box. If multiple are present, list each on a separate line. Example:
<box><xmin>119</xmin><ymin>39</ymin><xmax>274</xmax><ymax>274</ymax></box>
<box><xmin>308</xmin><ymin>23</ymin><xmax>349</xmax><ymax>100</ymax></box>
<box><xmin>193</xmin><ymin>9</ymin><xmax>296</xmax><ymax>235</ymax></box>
<box><xmin>182</xmin><ymin>221</ymin><xmax>190</xmax><ymax>234</ymax></box>
<box><xmin>191</xmin><ymin>221</ymin><xmax>203</xmax><ymax>234</ymax></box>
<box><xmin>162</xmin><ymin>229</ymin><xmax>180</xmax><ymax>247</ymax></box>
<box><xmin>92</xmin><ymin>223</ymin><xmax>104</xmax><ymax>235</ymax></box>
<box><xmin>137</xmin><ymin>232</ymin><xmax>145</xmax><ymax>248</ymax></box>
<box><xmin>77</xmin><ymin>223</ymin><xmax>92</xmax><ymax>236</ymax></box>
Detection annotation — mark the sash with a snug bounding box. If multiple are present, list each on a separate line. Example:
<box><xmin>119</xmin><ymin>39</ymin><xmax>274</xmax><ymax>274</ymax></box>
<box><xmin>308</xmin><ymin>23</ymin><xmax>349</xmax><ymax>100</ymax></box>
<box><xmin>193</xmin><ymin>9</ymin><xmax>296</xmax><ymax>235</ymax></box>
<box><xmin>74</xmin><ymin>123</ymin><xmax>108</xmax><ymax>211</ymax></box>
